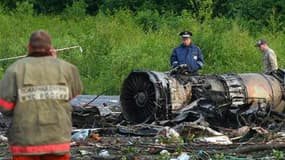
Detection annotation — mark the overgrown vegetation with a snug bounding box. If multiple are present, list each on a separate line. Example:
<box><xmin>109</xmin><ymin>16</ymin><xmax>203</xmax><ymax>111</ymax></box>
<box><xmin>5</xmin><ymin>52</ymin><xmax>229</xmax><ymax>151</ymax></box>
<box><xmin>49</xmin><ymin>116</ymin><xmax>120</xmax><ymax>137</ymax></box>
<box><xmin>0</xmin><ymin>1</ymin><xmax>284</xmax><ymax>94</ymax></box>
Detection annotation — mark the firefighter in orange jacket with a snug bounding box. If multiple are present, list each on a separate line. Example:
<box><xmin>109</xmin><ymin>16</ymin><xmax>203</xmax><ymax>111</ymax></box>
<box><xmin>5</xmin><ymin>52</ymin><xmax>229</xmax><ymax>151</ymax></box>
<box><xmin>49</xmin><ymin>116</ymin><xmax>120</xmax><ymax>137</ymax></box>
<box><xmin>0</xmin><ymin>30</ymin><xmax>83</xmax><ymax>160</ymax></box>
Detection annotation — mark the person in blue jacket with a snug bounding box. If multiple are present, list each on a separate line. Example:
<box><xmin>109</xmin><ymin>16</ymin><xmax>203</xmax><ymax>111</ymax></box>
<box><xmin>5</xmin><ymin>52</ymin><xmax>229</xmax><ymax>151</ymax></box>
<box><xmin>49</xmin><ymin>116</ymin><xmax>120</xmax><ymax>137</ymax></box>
<box><xmin>170</xmin><ymin>31</ymin><xmax>204</xmax><ymax>74</ymax></box>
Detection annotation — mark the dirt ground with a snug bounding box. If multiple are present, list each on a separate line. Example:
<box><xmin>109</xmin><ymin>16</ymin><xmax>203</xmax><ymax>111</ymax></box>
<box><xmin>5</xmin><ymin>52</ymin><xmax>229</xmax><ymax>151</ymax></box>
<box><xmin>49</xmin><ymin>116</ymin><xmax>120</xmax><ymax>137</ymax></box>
<box><xmin>1</xmin><ymin>134</ymin><xmax>284</xmax><ymax>160</ymax></box>
<box><xmin>1</xmin><ymin>95</ymin><xmax>285</xmax><ymax>160</ymax></box>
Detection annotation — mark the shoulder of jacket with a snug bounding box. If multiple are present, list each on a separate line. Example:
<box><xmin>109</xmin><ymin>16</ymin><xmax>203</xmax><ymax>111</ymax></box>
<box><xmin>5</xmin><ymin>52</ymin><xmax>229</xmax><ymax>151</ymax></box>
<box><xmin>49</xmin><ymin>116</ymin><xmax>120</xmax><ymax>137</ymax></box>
<box><xmin>176</xmin><ymin>44</ymin><xmax>189</xmax><ymax>50</ymax></box>
<box><xmin>191</xmin><ymin>44</ymin><xmax>201</xmax><ymax>50</ymax></box>
<box><xmin>175</xmin><ymin>45</ymin><xmax>183</xmax><ymax>49</ymax></box>
<box><xmin>172</xmin><ymin>46</ymin><xmax>181</xmax><ymax>53</ymax></box>
<box><xmin>6</xmin><ymin>58</ymin><xmax>28</xmax><ymax>72</ymax></box>
<box><xmin>268</xmin><ymin>48</ymin><xmax>276</xmax><ymax>54</ymax></box>
<box><xmin>56</xmin><ymin>58</ymin><xmax>78</xmax><ymax>69</ymax></box>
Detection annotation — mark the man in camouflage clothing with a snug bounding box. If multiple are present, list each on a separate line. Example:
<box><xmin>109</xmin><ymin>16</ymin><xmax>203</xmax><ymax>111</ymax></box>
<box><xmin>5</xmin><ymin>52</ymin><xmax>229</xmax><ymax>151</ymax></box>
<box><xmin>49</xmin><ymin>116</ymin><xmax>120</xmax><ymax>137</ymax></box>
<box><xmin>0</xmin><ymin>30</ymin><xmax>83</xmax><ymax>160</ymax></box>
<box><xmin>255</xmin><ymin>39</ymin><xmax>278</xmax><ymax>73</ymax></box>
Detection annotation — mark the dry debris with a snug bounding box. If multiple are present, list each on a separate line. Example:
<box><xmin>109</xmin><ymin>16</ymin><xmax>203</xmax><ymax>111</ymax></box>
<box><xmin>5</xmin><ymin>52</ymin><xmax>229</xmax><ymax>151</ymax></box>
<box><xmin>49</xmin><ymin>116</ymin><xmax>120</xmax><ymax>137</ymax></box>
<box><xmin>1</xmin><ymin>95</ymin><xmax>285</xmax><ymax>159</ymax></box>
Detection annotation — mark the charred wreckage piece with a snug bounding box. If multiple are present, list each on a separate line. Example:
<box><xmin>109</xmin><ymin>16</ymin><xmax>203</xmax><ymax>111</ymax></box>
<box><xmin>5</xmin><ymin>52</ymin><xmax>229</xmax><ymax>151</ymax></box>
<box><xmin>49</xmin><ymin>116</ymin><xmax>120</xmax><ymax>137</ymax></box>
<box><xmin>120</xmin><ymin>67</ymin><xmax>285</xmax><ymax>128</ymax></box>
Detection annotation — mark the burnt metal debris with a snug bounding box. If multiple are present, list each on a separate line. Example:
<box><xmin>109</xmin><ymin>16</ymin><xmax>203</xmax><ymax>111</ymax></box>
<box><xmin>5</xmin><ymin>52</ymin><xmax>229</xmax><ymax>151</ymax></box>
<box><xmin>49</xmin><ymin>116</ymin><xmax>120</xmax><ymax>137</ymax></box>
<box><xmin>2</xmin><ymin>67</ymin><xmax>285</xmax><ymax>159</ymax></box>
<box><xmin>120</xmin><ymin>66</ymin><xmax>285</xmax><ymax>129</ymax></box>
<box><xmin>70</xmin><ymin>95</ymin><xmax>122</xmax><ymax>128</ymax></box>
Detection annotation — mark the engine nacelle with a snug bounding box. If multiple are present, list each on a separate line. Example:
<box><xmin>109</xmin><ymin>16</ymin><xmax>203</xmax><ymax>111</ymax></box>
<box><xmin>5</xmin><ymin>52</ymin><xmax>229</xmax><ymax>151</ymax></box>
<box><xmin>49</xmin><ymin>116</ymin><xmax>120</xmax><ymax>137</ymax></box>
<box><xmin>120</xmin><ymin>69</ymin><xmax>285</xmax><ymax>124</ymax></box>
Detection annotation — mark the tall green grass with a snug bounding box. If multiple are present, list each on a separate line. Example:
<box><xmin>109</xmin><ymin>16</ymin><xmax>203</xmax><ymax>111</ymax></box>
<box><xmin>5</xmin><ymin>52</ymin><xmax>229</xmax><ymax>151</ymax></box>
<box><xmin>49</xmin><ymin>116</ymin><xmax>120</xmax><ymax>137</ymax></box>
<box><xmin>0</xmin><ymin>10</ymin><xmax>284</xmax><ymax>94</ymax></box>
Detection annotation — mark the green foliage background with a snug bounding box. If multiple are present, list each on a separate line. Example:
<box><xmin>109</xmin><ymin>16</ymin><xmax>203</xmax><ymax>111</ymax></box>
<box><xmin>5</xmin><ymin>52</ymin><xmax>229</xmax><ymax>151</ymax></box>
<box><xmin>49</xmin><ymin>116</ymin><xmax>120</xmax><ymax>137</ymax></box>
<box><xmin>0</xmin><ymin>1</ymin><xmax>284</xmax><ymax>94</ymax></box>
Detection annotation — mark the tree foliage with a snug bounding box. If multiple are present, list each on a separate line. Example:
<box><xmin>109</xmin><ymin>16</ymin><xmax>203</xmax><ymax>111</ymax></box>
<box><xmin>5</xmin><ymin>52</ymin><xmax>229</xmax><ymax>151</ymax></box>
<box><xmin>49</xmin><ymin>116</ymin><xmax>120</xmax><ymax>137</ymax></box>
<box><xmin>0</xmin><ymin>10</ymin><xmax>284</xmax><ymax>94</ymax></box>
<box><xmin>0</xmin><ymin>1</ymin><xmax>285</xmax><ymax>94</ymax></box>
<box><xmin>1</xmin><ymin>0</ymin><xmax>285</xmax><ymax>28</ymax></box>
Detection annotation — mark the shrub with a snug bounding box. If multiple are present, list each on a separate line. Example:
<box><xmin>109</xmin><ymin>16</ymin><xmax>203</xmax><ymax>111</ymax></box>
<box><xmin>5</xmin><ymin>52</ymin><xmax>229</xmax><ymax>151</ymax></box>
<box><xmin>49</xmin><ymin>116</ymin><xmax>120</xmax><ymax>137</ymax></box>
<box><xmin>14</xmin><ymin>1</ymin><xmax>34</xmax><ymax>16</ymax></box>
<box><xmin>62</xmin><ymin>0</ymin><xmax>87</xmax><ymax>19</ymax></box>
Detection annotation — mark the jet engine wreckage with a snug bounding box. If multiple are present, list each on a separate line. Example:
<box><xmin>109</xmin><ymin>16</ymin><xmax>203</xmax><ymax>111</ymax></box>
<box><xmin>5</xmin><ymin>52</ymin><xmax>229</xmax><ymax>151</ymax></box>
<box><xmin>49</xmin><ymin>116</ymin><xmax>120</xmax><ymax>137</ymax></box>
<box><xmin>2</xmin><ymin>67</ymin><xmax>285</xmax><ymax>159</ymax></box>
<box><xmin>120</xmin><ymin>66</ymin><xmax>285</xmax><ymax>129</ymax></box>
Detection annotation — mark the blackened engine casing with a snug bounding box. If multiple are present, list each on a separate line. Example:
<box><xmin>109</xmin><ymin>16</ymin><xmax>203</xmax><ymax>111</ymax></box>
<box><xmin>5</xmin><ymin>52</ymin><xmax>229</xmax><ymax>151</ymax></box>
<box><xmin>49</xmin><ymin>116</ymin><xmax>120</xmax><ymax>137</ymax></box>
<box><xmin>120</xmin><ymin>69</ymin><xmax>285</xmax><ymax>123</ymax></box>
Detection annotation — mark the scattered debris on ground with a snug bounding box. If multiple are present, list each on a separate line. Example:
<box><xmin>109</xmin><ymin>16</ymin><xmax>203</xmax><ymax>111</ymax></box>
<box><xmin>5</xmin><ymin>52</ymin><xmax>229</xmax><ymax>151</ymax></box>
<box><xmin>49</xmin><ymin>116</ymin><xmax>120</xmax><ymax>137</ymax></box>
<box><xmin>1</xmin><ymin>95</ymin><xmax>285</xmax><ymax>159</ymax></box>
